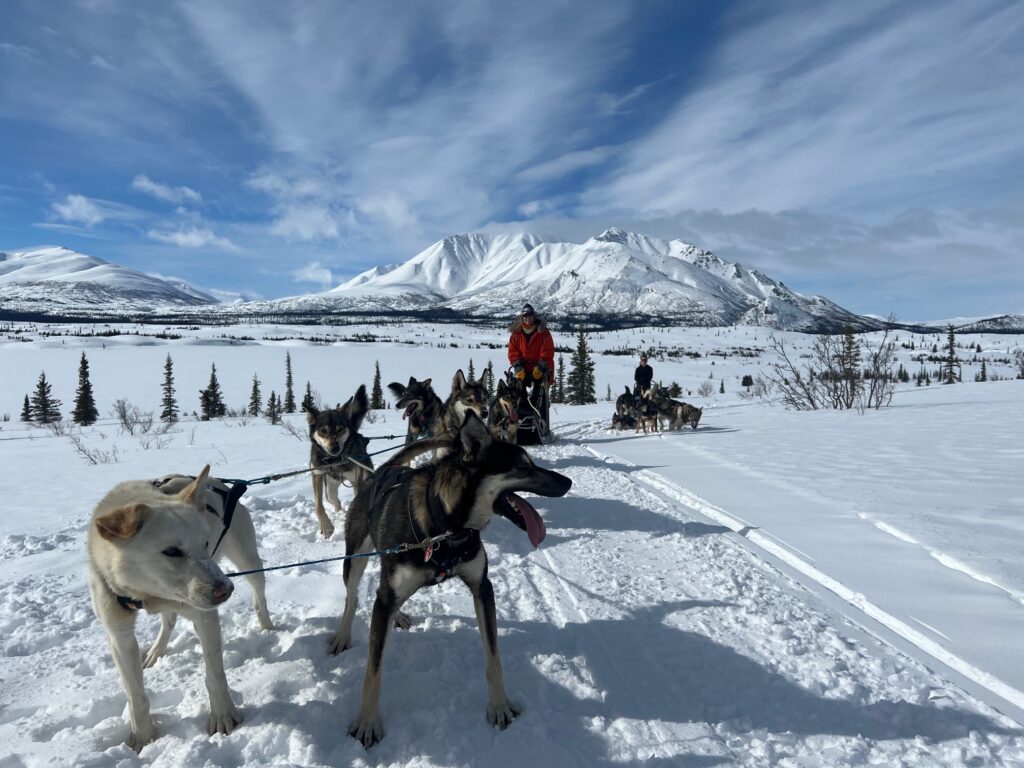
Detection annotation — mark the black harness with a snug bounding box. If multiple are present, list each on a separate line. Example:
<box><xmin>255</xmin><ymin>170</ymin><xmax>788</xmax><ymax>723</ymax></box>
<box><xmin>366</xmin><ymin>466</ymin><xmax>479</xmax><ymax>584</ymax></box>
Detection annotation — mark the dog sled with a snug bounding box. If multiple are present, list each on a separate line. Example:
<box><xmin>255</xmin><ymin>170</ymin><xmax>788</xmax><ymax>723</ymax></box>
<box><xmin>500</xmin><ymin>368</ymin><xmax>551</xmax><ymax>446</ymax></box>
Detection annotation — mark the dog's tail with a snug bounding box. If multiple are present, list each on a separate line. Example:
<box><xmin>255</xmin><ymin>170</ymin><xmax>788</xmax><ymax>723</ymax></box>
<box><xmin>383</xmin><ymin>435</ymin><xmax>454</xmax><ymax>468</ymax></box>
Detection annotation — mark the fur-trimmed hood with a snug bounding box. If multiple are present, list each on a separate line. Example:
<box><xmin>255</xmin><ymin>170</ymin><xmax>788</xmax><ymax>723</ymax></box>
<box><xmin>508</xmin><ymin>316</ymin><xmax>548</xmax><ymax>334</ymax></box>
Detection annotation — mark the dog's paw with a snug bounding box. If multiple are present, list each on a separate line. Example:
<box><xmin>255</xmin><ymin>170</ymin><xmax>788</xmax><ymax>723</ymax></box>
<box><xmin>393</xmin><ymin>610</ymin><xmax>414</xmax><ymax>630</ymax></box>
<box><xmin>128</xmin><ymin>720</ymin><xmax>156</xmax><ymax>752</ymax></box>
<box><xmin>349</xmin><ymin>713</ymin><xmax>384</xmax><ymax>748</ymax></box>
<box><xmin>319</xmin><ymin>518</ymin><xmax>335</xmax><ymax>539</ymax></box>
<box><xmin>326</xmin><ymin>631</ymin><xmax>352</xmax><ymax>656</ymax></box>
<box><xmin>487</xmin><ymin>700</ymin><xmax>521</xmax><ymax>730</ymax></box>
<box><xmin>142</xmin><ymin>645</ymin><xmax>163</xmax><ymax>668</ymax></box>
<box><xmin>207</xmin><ymin>705</ymin><xmax>242</xmax><ymax>736</ymax></box>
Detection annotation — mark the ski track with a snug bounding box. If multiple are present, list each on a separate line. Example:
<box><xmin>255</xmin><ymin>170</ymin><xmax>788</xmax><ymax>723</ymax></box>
<box><xmin>0</xmin><ymin>424</ymin><xmax>1023</xmax><ymax>766</ymax></box>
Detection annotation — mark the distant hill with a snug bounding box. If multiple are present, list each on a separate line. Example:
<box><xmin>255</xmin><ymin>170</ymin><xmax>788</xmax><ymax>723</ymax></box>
<box><xmin>0</xmin><ymin>246</ymin><xmax>217</xmax><ymax>315</ymax></box>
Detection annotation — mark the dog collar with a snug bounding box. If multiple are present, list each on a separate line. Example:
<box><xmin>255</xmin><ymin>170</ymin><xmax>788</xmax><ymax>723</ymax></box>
<box><xmin>116</xmin><ymin>594</ymin><xmax>145</xmax><ymax>611</ymax></box>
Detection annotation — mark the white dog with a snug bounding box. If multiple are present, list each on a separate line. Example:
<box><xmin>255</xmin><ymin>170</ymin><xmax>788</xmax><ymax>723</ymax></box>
<box><xmin>86</xmin><ymin>465</ymin><xmax>272</xmax><ymax>751</ymax></box>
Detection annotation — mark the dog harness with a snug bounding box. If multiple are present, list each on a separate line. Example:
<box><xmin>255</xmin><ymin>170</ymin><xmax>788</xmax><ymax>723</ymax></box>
<box><xmin>151</xmin><ymin>475</ymin><xmax>246</xmax><ymax>558</ymax></box>
<box><xmin>366</xmin><ymin>466</ymin><xmax>479</xmax><ymax>584</ymax></box>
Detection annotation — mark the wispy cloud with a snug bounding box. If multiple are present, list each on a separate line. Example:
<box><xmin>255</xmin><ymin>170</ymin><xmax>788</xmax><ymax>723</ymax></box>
<box><xmin>292</xmin><ymin>261</ymin><xmax>333</xmax><ymax>289</ymax></box>
<box><xmin>580</xmin><ymin>1</ymin><xmax>1024</xmax><ymax>216</ymax></box>
<box><xmin>146</xmin><ymin>225</ymin><xmax>238</xmax><ymax>251</ymax></box>
<box><xmin>132</xmin><ymin>175</ymin><xmax>202</xmax><ymax>205</ymax></box>
<box><xmin>50</xmin><ymin>194</ymin><xmax>140</xmax><ymax>227</ymax></box>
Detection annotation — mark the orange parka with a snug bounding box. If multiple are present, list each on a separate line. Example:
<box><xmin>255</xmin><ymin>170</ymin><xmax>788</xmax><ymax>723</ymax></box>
<box><xmin>508</xmin><ymin>317</ymin><xmax>555</xmax><ymax>383</ymax></box>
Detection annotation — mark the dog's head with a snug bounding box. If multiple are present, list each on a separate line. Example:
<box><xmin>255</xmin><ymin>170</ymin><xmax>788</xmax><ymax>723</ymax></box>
<box><xmin>448</xmin><ymin>369</ymin><xmax>488</xmax><ymax>422</ymax></box>
<box><xmin>688</xmin><ymin>406</ymin><xmax>703</xmax><ymax>430</ymax></box>
<box><xmin>307</xmin><ymin>385</ymin><xmax>369</xmax><ymax>457</ymax></box>
<box><xmin>388</xmin><ymin>376</ymin><xmax>435</xmax><ymax>421</ymax></box>
<box><xmin>452</xmin><ymin>412</ymin><xmax>571</xmax><ymax>547</ymax></box>
<box><xmin>92</xmin><ymin>465</ymin><xmax>233</xmax><ymax>610</ymax></box>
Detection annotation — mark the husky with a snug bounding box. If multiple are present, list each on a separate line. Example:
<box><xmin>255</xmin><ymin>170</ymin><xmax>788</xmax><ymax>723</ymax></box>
<box><xmin>635</xmin><ymin>389</ymin><xmax>661</xmax><ymax>434</ymax></box>
<box><xmin>327</xmin><ymin>412</ymin><xmax>572</xmax><ymax>747</ymax></box>
<box><xmin>488</xmin><ymin>378</ymin><xmax>526</xmax><ymax>442</ymax></box>
<box><xmin>649</xmin><ymin>387</ymin><xmax>703</xmax><ymax>430</ymax></box>
<box><xmin>615</xmin><ymin>386</ymin><xmax>639</xmax><ymax>420</ymax></box>
<box><xmin>440</xmin><ymin>369</ymin><xmax>489</xmax><ymax>438</ymax></box>
<box><xmin>307</xmin><ymin>385</ymin><xmax>373</xmax><ymax>539</ymax></box>
<box><xmin>610</xmin><ymin>412</ymin><xmax>637</xmax><ymax>431</ymax></box>
<box><xmin>87</xmin><ymin>466</ymin><xmax>271</xmax><ymax>751</ymax></box>
<box><xmin>388</xmin><ymin>376</ymin><xmax>444</xmax><ymax>444</ymax></box>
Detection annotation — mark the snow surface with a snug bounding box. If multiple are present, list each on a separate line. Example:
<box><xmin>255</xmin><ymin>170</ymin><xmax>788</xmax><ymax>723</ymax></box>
<box><xmin>1</xmin><ymin>321</ymin><xmax>1023</xmax><ymax>767</ymax></box>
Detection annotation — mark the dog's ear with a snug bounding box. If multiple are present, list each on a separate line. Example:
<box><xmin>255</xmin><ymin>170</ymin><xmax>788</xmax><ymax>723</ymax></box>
<box><xmin>458</xmin><ymin>411</ymin><xmax>492</xmax><ymax>461</ymax></box>
<box><xmin>421</xmin><ymin>378</ymin><xmax>432</xmax><ymax>389</ymax></box>
<box><xmin>306</xmin><ymin>404</ymin><xmax>320</xmax><ymax>424</ymax></box>
<box><xmin>387</xmin><ymin>381</ymin><xmax>406</xmax><ymax>400</ymax></box>
<box><xmin>343</xmin><ymin>385</ymin><xmax>369</xmax><ymax>430</ymax></box>
<box><xmin>451</xmin><ymin>369</ymin><xmax>467</xmax><ymax>393</ymax></box>
<box><xmin>496</xmin><ymin>379</ymin><xmax>507</xmax><ymax>396</ymax></box>
<box><xmin>96</xmin><ymin>503</ymin><xmax>149</xmax><ymax>541</ymax></box>
<box><xmin>178</xmin><ymin>465</ymin><xmax>211</xmax><ymax>508</ymax></box>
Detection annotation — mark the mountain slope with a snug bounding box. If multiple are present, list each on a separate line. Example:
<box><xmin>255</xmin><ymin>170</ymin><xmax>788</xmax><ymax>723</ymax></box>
<box><xmin>276</xmin><ymin>228</ymin><xmax>877</xmax><ymax>331</ymax></box>
<box><xmin>0</xmin><ymin>246</ymin><xmax>218</xmax><ymax>313</ymax></box>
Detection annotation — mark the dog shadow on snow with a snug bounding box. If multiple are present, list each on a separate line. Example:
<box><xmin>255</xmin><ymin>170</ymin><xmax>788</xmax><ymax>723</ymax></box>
<box><xmin>303</xmin><ymin>599</ymin><xmax>1015</xmax><ymax>768</ymax></box>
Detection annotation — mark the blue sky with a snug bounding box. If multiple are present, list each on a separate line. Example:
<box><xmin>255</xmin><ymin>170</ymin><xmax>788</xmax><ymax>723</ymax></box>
<box><xmin>1</xmin><ymin>0</ymin><xmax>1022</xmax><ymax>319</ymax></box>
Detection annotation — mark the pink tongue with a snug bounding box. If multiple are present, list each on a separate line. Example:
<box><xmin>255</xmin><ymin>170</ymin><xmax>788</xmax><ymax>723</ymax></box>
<box><xmin>510</xmin><ymin>493</ymin><xmax>546</xmax><ymax>548</ymax></box>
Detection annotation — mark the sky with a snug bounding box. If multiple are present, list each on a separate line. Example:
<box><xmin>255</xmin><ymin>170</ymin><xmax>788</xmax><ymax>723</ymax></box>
<box><xmin>1</xmin><ymin>0</ymin><xmax>1022</xmax><ymax>320</ymax></box>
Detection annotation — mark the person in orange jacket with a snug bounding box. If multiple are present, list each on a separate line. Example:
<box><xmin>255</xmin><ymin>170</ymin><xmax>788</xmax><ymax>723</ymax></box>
<box><xmin>508</xmin><ymin>303</ymin><xmax>555</xmax><ymax>429</ymax></box>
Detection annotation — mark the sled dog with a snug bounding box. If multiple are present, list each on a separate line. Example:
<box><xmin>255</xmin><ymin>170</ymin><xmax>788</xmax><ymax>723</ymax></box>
<box><xmin>388</xmin><ymin>376</ymin><xmax>445</xmax><ymax>444</ymax></box>
<box><xmin>441</xmin><ymin>369</ymin><xmax>489</xmax><ymax>438</ymax></box>
<box><xmin>649</xmin><ymin>387</ymin><xmax>703</xmax><ymax>430</ymax></box>
<box><xmin>307</xmin><ymin>385</ymin><xmax>373</xmax><ymax>539</ymax></box>
<box><xmin>328</xmin><ymin>412</ymin><xmax>572</xmax><ymax>747</ymax></box>
<box><xmin>488</xmin><ymin>378</ymin><xmax>527</xmax><ymax>442</ymax></box>
<box><xmin>635</xmin><ymin>388</ymin><xmax>661</xmax><ymax>433</ymax></box>
<box><xmin>87</xmin><ymin>466</ymin><xmax>271</xmax><ymax>751</ymax></box>
<box><xmin>615</xmin><ymin>386</ymin><xmax>639</xmax><ymax>420</ymax></box>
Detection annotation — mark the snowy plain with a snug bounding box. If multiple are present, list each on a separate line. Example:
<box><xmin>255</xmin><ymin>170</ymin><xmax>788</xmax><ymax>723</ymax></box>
<box><xmin>0</xmin><ymin>320</ymin><xmax>1022</xmax><ymax>767</ymax></box>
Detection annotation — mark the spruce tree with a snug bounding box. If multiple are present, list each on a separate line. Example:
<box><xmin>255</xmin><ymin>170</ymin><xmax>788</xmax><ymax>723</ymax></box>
<box><xmin>483</xmin><ymin>360</ymin><xmax>495</xmax><ymax>399</ymax></box>
<box><xmin>72</xmin><ymin>352</ymin><xmax>99</xmax><ymax>425</ymax></box>
<box><xmin>31</xmin><ymin>371</ymin><xmax>62</xmax><ymax>424</ymax></box>
<box><xmin>943</xmin><ymin>324</ymin><xmax>960</xmax><ymax>384</ymax></box>
<box><xmin>553</xmin><ymin>354</ymin><xmax>567</xmax><ymax>404</ymax></box>
<box><xmin>301</xmin><ymin>381</ymin><xmax>315</xmax><ymax>412</ymax></box>
<box><xmin>370</xmin><ymin>361</ymin><xmax>385</xmax><ymax>409</ymax></box>
<box><xmin>720</xmin><ymin>379</ymin><xmax>725</xmax><ymax>394</ymax></box>
<box><xmin>20</xmin><ymin>394</ymin><xmax>32</xmax><ymax>422</ymax></box>
<box><xmin>248</xmin><ymin>374</ymin><xmax>262</xmax><ymax>416</ymax></box>
<box><xmin>566</xmin><ymin>327</ymin><xmax>596</xmax><ymax>405</ymax></box>
<box><xmin>606</xmin><ymin>383</ymin><xmax>612</xmax><ymax>401</ymax></box>
<box><xmin>467</xmin><ymin>358</ymin><xmax>476</xmax><ymax>383</ymax></box>
<box><xmin>284</xmin><ymin>352</ymin><xmax>296</xmax><ymax>413</ymax></box>
<box><xmin>200</xmin><ymin>363</ymin><xmax>226</xmax><ymax>420</ymax></box>
<box><xmin>980</xmin><ymin>360</ymin><xmax>988</xmax><ymax>382</ymax></box>
<box><xmin>266</xmin><ymin>391</ymin><xmax>281</xmax><ymax>424</ymax></box>
<box><xmin>160</xmin><ymin>354</ymin><xmax>178</xmax><ymax>424</ymax></box>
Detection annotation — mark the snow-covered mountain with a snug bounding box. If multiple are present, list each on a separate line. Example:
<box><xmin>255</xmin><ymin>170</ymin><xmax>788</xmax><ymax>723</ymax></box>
<box><xmin>263</xmin><ymin>229</ymin><xmax>877</xmax><ymax>331</ymax></box>
<box><xmin>0</xmin><ymin>246</ymin><xmax>218</xmax><ymax>314</ymax></box>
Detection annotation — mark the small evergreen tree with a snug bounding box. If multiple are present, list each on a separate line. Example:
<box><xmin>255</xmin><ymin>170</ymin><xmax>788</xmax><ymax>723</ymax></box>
<box><xmin>301</xmin><ymin>381</ymin><xmax>315</xmax><ymax>412</ymax></box>
<box><xmin>741</xmin><ymin>374</ymin><xmax>754</xmax><ymax>389</ymax></box>
<box><xmin>160</xmin><ymin>354</ymin><xmax>178</xmax><ymax>424</ymax></box>
<box><xmin>566</xmin><ymin>326</ymin><xmax>596</xmax><ymax>405</ymax></box>
<box><xmin>553</xmin><ymin>354</ymin><xmax>566</xmax><ymax>404</ymax></box>
<box><xmin>248</xmin><ymin>374</ymin><xmax>262</xmax><ymax>416</ymax></box>
<box><xmin>719</xmin><ymin>379</ymin><xmax>725</xmax><ymax>394</ymax></box>
<box><xmin>606</xmin><ymin>383</ymin><xmax>612</xmax><ymax>401</ymax></box>
<box><xmin>21</xmin><ymin>394</ymin><xmax>32</xmax><ymax>422</ymax></box>
<box><xmin>467</xmin><ymin>358</ymin><xmax>476</xmax><ymax>383</ymax></box>
<box><xmin>370</xmin><ymin>362</ymin><xmax>385</xmax><ymax>409</ymax></box>
<box><xmin>266</xmin><ymin>390</ymin><xmax>281</xmax><ymax>424</ymax></box>
<box><xmin>979</xmin><ymin>360</ymin><xmax>988</xmax><ymax>382</ymax></box>
<box><xmin>72</xmin><ymin>352</ymin><xmax>99</xmax><ymax>425</ymax></box>
<box><xmin>668</xmin><ymin>381</ymin><xmax>682</xmax><ymax>397</ymax></box>
<box><xmin>199</xmin><ymin>363</ymin><xmax>226</xmax><ymax>420</ymax></box>
<box><xmin>483</xmin><ymin>360</ymin><xmax>495</xmax><ymax>399</ymax></box>
<box><xmin>31</xmin><ymin>371</ymin><xmax>62</xmax><ymax>424</ymax></box>
<box><xmin>942</xmin><ymin>324</ymin><xmax>960</xmax><ymax>384</ymax></box>
<box><xmin>284</xmin><ymin>352</ymin><xmax>296</xmax><ymax>413</ymax></box>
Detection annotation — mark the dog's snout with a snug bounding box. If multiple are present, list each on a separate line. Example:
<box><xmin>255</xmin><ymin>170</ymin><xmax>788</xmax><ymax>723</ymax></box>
<box><xmin>213</xmin><ymin>579</ymin><xmax>234</xmax><ymax>604</ymax></box>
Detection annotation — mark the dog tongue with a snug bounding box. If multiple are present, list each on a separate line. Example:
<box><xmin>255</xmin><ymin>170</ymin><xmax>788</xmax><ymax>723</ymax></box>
<box><xmin>509</xmin><ymin>492</ymin><xmax>546</xmax><ymax>547</ymax></box>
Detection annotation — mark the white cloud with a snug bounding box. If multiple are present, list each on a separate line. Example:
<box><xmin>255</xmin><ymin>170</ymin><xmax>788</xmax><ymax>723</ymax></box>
<box><xmin>292</xmin><ymin>261</ymin><xmax>333</xmax><ymax>289</ymax></box>
<box><xmin>268</xmin><ymin>204</ymin><xmax>345</xmax><ymax>241</ymax></box>
<box><xmin>515</xmin><ymin>146</ymin><xmax>615</xmax><ymax>184</ymax></box>
<box><xmin>51</xmin><ymin>194</ymin><xmax>107</xmax><ymax>226</ymax></box>
<box><xmin>132</xmin><ymin>174</ymin><xmax>202</xmax><ymax>205</ymax></box>
<box><xmin>147</xmin><ymin>225</ymin><xmax>238</xmax><ymax>250</ymax></box>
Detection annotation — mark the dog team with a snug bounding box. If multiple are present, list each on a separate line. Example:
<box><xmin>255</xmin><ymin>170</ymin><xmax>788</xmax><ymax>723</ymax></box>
<box><xmin>87</xmin><ymin>362</ymin><xmax>572</xmax><ymax>751</ymax></box>
<box><xmin>611</xmin><ymin>352</ymin><xmax>703</xmax><ymax>433</ymax></box>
